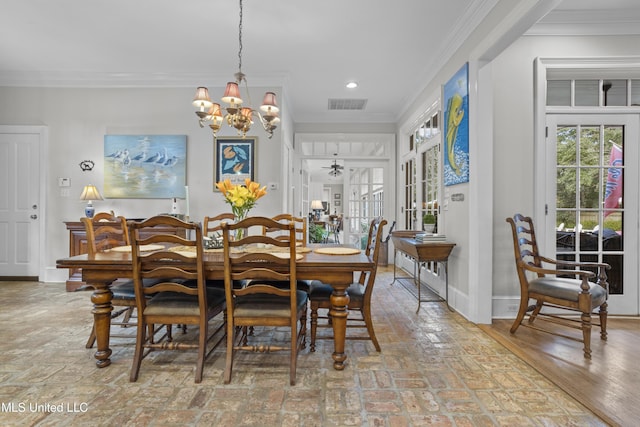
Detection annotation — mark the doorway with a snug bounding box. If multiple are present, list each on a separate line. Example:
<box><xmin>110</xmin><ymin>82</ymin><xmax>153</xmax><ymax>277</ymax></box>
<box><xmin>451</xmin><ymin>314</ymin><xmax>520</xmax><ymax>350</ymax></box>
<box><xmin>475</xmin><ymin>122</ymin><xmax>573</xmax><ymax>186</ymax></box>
<box><xmin>343</xmin><ymin>161</ymin><xmax>388</xmax><ymax>249</ymax></box>
<box><xmin>546</xmin><ymin>114</ymin><xmax>639</xmax><ymax>314</ymax></box>
<box><xmin>0</xmin><ymin>126</ymin><xmax>45</xmax><ymax>279</ymax></box>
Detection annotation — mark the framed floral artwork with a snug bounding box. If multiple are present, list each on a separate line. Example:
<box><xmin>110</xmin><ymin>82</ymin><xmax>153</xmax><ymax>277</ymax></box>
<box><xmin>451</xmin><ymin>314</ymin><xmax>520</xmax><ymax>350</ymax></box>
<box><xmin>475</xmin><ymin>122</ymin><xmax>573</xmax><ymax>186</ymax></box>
<box><xmin>215</xmin><ymin>137</ymin><xmax>256</xmax><ymax>187</ymax></box>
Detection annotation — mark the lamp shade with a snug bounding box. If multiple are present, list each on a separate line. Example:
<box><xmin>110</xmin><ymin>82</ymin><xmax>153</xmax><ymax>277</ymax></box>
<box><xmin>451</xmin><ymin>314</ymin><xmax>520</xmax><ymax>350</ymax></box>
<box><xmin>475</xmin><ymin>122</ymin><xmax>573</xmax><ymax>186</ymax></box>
<box><xmin>259</xmin><ymin>92</ymin><xmax>279</xmax><ymax>113</ymax></box>
<box><xmin>208</xmin><ymin>103</ymin><xmax>224</xmax><ymax>125</ymax></box>
<box><xmin>311</xmin><ymin>200</ymin><xmax>324</xmax><ymax>210</ymax></box>
<box><xmin>240</xmin><ymin>107</ymin><xmax>253</xmax><ymax>122</ymax></box>
<box><xmin>80</xmin><ymin>185</ymin><xmax>103</xmax><ymax>201</ymax></box>
<box><xmin>221</xmin><ymin>82</ymin><xmax>242</xmax><ymax>105</ymax></box>
<box><xmin>80</xmin><ymin>185</ymin><xmax>103</xmax><ymax>218</ymax></box>
<box><xmin>192</xmin><ymin>87</ymin><xmax>213</xmax><ymax>110</ymax></box>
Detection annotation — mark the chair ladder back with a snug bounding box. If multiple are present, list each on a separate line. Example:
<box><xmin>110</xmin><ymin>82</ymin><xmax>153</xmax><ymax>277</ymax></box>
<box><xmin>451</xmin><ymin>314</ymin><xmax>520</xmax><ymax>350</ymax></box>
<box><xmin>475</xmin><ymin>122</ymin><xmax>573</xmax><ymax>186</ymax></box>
<box><xmin>130</xmin><ymin>216</ymin><xmax>205</xmax><ymax>307</ymax></box>
<box><xmin>222</xmin><ymin>216</ymin><xmax>298</xmax><ymax>303</ymax></box>
<box><xmin>203</xmin><ymin>213</ymin><xmax>236</xmax><ymax>237</ymax></box>
<box><xmin>82</xmin><ymin>212</ymin><xmax>130</xmax><ymax>256</ymax></box>
<box><xmin>509</xmin><ymin>215</ymin><xmax>544</xmax><ymax>270</ymax></box>
<box><xmin>361</xmin><ymin>217</ymin><xmax>387</xmax><ymax>295</ymax></box>
<box><xmin>263</xmin><ymin>214</ymin><xmax>307</xmax><ymax>246</ymax></box>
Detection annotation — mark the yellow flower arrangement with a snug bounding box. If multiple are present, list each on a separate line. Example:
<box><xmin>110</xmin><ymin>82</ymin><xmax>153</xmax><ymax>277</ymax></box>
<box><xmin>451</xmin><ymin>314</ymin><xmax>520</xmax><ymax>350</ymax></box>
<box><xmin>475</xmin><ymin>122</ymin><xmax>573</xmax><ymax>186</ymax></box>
<box><xmin>215</xmin><ymin>178</ymin><xmax>267</xmax><ymax>221</ymax></box>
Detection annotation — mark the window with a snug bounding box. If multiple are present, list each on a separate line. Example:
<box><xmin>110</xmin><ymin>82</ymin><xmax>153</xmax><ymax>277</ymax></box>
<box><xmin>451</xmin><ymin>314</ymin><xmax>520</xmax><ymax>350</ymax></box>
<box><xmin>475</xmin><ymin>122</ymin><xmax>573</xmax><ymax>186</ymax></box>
<box><xmin>402</xmin><ymin>110</ymin><xmax>441</xmax><ymax>231</ymax></box>
<box><xmin>547</xmin><ymin>79</ymin><xmax>638</xmax><ymax>107</ymax></box>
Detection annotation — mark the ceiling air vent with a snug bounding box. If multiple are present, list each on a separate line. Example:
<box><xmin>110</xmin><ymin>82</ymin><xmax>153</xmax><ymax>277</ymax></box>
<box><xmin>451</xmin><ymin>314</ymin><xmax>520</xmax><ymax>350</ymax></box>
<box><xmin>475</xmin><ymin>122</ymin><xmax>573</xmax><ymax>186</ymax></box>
<box><xmin>328</xmin><ymin>98</ymin><xmax>368</xmax><ymax>111</ymax></box>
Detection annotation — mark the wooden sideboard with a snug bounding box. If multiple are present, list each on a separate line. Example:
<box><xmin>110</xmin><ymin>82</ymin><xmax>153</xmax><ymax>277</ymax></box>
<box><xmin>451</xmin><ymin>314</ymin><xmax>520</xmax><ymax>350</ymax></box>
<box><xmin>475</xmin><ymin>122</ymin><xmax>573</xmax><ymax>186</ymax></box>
<box><xmin>63</xmin><ymin>219</ymin><xmax>186</xmax><ymax>291</ymax></box>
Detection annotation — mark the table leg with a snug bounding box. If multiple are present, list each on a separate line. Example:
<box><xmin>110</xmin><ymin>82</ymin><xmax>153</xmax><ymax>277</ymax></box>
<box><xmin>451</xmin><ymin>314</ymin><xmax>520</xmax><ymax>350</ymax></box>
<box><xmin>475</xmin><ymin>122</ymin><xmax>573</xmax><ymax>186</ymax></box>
<box><xmin>329</xmin><ymin>285</ymin><xmax>350</xmax><ymax>370</ymax></box>
<box><xmin>90</xmin><ymin>282</ymin><xmax>114</xmax><ymax>368</ymax></box>
<box><xmin>416</xmin><ymin>262</ymin><xmax>422</xmax><ymax>313</ymax></box>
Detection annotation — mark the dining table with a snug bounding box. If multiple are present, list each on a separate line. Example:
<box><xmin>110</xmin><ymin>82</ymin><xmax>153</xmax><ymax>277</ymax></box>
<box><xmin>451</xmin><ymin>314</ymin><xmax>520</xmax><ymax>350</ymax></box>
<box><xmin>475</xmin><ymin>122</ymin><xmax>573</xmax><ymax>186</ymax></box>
<box><xmin>56</xmin><ymin>244</ymin><xmax>373</xmax><ymax>371</ymax></box>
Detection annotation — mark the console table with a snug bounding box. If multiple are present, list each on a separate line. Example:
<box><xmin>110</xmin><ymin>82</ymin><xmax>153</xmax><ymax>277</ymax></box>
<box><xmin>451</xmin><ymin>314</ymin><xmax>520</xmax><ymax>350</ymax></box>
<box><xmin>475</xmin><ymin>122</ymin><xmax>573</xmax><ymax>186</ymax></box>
<box><xmin>63</xmin><ymin>219</ymin><xmax>186</xmax><ymax>291</ymax></box>
<box><xmin>390</xmin><ymin>231</ymin><xmax>456</xmax><ymax>312</ymax></box>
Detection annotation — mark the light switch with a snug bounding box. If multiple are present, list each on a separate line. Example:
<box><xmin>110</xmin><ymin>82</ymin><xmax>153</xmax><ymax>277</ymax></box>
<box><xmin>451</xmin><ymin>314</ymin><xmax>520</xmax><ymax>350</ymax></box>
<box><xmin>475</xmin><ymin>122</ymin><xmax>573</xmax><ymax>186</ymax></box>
<box><xmin>58</xmin><ymin>177</ymin><xmax>70</xmax><ymax>187</ymax></box>
<box><xmin>268</xmin><ymin>182</ymin><xmax>278</xmax><ymax>190</ymax></box>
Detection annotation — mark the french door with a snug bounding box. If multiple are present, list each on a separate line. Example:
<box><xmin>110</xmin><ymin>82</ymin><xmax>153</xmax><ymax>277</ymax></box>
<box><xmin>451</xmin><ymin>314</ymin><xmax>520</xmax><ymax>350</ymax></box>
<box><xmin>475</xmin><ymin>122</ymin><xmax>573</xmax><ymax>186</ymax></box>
<box><xmin>546</xmin><ymin>114</ymin><xmax>639</xmax><ymax>314</ymax></box>
<box><xmin>343</xmin><ymin>160</ymin><xmax>388</xmax><ymax>249</ymax></box>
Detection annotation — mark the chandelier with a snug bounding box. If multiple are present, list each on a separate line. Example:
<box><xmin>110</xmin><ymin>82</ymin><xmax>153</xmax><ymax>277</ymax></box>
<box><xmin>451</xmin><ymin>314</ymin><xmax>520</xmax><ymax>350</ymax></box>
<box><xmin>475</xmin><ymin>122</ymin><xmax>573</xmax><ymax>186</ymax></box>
<box><xmin>191</xmin><ymin>0</ymin><xmax>280</xmax><ymax>139</ymax></box>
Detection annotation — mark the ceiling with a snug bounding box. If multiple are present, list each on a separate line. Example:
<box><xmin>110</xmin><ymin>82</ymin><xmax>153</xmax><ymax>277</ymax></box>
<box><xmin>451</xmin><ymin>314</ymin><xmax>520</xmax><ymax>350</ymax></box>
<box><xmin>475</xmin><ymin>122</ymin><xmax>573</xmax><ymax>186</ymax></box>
<box><xmin>1</xmin><ymin>1</ymin><xmax>640</xmax><ymax>180</ymax></box>
<box><xmin>2</xmin><ymin>0</ymin><xmax>639</xmax><ymax>127</ymax></box>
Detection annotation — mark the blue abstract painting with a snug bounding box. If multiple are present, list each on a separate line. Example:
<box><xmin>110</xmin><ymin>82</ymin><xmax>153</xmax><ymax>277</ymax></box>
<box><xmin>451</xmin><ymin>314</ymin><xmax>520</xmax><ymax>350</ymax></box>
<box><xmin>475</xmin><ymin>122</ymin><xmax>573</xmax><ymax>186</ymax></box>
<box><xmin>104</xmin><ymin>135</ymin><xmax>187</xmax><ymax>198</ymax></box>
<box><xmin>443</xmin><ymin>63</ymin><xmax>469</xmax><ymax>186</ymax></box>
<box><xmin>215</xmin><ymin>138</ymin><xmax>255</xmax><ymax>186</ymax></box>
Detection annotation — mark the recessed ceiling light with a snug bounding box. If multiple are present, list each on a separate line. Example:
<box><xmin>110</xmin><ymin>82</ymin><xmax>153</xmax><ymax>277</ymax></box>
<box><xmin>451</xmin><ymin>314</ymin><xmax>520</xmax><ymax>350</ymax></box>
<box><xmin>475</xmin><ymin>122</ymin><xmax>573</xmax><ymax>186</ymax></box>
<box><xmin>346</xmin><ymin>81</ymin><xmax>358</xmax><ymax>89</ymax></box>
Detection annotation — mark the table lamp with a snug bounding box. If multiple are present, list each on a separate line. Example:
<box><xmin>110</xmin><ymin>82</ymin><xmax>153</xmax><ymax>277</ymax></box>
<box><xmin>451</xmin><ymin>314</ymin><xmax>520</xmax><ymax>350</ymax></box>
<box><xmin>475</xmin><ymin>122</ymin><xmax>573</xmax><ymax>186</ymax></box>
<box><xmin>80</xmin><ymin>184</ymin><xmax>103</xmax><ymax>218</ymax></box>
<box><xmin>311</xmin><ymin>199</ymin><xmax>324</xmax><ymax>221</ymax></box>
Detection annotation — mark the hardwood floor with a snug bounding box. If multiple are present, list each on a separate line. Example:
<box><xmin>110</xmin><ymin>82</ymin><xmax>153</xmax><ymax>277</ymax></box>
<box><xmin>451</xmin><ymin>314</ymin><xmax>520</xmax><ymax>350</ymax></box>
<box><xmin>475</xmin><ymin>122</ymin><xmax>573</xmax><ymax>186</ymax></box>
<box><xmin>479</xmin><ymin>317</ymin><xmax>640</xmax><ymax>427</ymax></box>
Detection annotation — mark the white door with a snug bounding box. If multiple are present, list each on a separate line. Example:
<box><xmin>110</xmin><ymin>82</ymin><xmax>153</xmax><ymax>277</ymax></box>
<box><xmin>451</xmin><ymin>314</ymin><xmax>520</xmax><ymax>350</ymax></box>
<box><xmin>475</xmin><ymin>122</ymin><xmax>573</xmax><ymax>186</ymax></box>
<box><xmin>343</xmin><ymin>160</ymin><xmax>389</xmax><ymax>249</ymax></box>
<box><xmin>546</xmin><ymin>114</ymin><xmax>639</xmax><ymax>315</ymax></box>
<box><xmin>0</xmin><ymin>130</ymin><xmax>41</xmax><ymax>278</ymax></box>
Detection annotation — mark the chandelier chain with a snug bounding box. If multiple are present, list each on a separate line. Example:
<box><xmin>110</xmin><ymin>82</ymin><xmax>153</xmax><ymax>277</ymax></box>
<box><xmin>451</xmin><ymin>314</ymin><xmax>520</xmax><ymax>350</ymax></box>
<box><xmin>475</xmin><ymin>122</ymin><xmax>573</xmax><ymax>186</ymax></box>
<box><xmin>192</xmin><ymin>0</ymin><xmax>279</xmax><ymax>139</ymax></box>
<box><xmin>237</xmin><ymin>0</ymin><xmax>243</xmax><ymax>77</ymax></box>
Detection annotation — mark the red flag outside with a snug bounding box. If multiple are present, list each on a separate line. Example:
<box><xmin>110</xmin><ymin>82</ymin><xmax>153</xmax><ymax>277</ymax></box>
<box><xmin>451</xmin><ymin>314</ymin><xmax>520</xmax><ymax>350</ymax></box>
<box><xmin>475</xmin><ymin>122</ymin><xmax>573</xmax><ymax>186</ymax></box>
<box><xmin>604</xmin><ymin>143</ymin><xmax>623</xmax><ymax>218</ymax></box>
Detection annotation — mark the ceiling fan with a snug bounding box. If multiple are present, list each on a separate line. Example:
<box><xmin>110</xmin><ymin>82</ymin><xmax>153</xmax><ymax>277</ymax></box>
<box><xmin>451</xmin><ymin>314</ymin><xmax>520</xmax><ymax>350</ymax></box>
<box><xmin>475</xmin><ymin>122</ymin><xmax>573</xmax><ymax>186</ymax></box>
<box><xmin>323</xmin><ymin>159</ymin><xmax>344</xmax><ymax>176</ymax></box>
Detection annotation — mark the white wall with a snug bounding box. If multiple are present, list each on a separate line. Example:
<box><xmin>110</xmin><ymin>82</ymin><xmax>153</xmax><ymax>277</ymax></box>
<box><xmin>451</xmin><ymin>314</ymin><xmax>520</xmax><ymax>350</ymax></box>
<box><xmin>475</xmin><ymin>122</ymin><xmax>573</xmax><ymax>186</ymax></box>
<box><xmin>490</xmin><ymin>34</ymin><xmax>640</xmax><ymax>316</ymax></box>
<box><xmin>0</xmin><ymin>85</ymin><xmax>287</xmax><ymax>281</ymax></box>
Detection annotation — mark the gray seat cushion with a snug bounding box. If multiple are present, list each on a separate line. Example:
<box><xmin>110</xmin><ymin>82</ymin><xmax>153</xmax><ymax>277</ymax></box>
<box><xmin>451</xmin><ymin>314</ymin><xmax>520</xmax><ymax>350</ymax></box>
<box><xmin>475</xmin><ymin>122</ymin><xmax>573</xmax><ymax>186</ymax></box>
<box><xmin>112</xmin><ymin>278</ymin><xmax>170</xmax><ymax>300</ymax></box>
<box><xmin>308</xmin><ymin>281</ymin><xmax>365</xmax><ymax>303</ymax></box>
<box><xmin>529</xmin><ymin>277</ymin><xmax>607</xmax><ymax>308</ymax></box>
<box><xmin>144</xmin><ymin>287</ymin><xmax>226</xmax><ymax>317</ymax></box>
<box><xmin>243</xmin><ymin>279</ymin><xmax>313</xmax><ymax>293</ymax></box>
<box><xmin>234</xmin><ymin>290</ymin><xmax>308</xmax><ymax>318</ymax></box>
<box><xmin>111</xmin><ymin>281</ymin><xmax>136</xmax><ymax>300</ymax></box>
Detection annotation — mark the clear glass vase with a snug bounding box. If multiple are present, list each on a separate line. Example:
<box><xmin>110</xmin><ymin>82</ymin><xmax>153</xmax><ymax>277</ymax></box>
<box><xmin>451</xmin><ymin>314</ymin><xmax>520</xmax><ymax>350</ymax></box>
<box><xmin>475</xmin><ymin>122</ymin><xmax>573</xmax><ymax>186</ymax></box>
<box><xmin>234</xmin><ymin>211</ymin><xmax>248</xmax><ymax>240</ymax></box>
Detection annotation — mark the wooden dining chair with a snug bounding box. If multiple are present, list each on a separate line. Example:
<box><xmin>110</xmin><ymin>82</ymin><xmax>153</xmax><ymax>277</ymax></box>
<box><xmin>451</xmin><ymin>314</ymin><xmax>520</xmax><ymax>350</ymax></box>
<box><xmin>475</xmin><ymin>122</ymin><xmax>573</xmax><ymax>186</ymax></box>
<box><xmin>506</xmin><ymin>213</ymin><xmax>610</xmax><ymax>358</ymax></box>
<box><xmin>262</xmin><ymin>213</ymin><xmax>307</xmax><ymax>246</ymax></box>
<box><xmin>204</xmin><ymin>212</ymin><xmax>236</xmax><ymax>238</ymax></box>
<box><xmin>81</xmin><ymin>212</ymin><xmax>137</xmax><ymax>348</ymax></box>
<box><xmin>308</xmin><ymin>217</ymin><xmax>387</xmax><ymax>352</ymax></box>
<box><xmin>129</xmin><ymin>215</ymin><xmax>226</xmax><ymax>383</ymax></box>
<box><xmin>221</xmin><ymin>216</ymin><xmax>307</xmax><ymax>385</ymax></box>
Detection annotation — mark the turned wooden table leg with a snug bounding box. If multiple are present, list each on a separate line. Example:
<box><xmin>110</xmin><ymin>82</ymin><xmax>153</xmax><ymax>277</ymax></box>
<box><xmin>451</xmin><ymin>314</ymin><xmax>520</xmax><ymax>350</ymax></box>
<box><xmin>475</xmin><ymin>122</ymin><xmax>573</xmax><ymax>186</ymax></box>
<box><xmin>329</xmin><ymin>285</ymin><xmax>350</xmax><ymax>370</ymax></box>
<box><xmin>90</xmin><ymin>282</ymin><xmax>114</xmax><ymax>368</ymax></box>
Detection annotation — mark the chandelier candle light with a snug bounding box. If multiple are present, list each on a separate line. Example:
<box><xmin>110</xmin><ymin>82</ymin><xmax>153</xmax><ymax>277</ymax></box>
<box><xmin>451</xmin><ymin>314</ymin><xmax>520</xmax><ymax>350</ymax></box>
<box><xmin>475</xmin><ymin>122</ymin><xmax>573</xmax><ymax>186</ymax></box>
<box><xmin>192</xmin><ymin>0</ymin><xmax>280</xmax><ymax>140</ymax></box>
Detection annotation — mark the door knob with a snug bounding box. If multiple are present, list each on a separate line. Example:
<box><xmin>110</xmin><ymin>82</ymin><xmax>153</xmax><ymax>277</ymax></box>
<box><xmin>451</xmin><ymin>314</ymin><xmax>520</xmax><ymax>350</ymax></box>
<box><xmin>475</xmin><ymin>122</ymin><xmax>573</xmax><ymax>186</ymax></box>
<box><xmin>30</xmin><ymin>214</ymin><xmax>38</xmax><ymax>219</ymax></box>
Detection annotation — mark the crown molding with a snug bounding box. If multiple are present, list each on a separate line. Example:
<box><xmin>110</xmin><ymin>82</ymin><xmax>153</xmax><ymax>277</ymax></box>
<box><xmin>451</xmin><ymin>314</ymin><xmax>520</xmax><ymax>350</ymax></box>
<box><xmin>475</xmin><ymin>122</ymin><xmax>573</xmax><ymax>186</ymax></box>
<box><xmin>527</xmin><ymin>9</ymin><xmax>640</xmax><ymax>36</ymax></box>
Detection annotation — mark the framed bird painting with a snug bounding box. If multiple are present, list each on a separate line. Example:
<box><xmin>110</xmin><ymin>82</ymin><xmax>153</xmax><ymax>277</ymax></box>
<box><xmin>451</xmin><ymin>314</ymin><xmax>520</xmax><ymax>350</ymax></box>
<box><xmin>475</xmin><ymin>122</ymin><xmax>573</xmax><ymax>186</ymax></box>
<box><xmin>103</xmin><ymin>135</ymin><xmax>187</xmax><ymax>198</ymax></box>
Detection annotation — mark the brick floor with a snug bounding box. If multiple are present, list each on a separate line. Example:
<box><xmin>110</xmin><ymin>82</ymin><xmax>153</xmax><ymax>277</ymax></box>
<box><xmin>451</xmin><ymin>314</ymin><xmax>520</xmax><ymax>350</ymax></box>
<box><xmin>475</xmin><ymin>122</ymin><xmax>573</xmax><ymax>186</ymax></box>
<box><xmin>0</xmin><ymin>268</ymin><xmax>607</xmax><ymax>426</ymax></box>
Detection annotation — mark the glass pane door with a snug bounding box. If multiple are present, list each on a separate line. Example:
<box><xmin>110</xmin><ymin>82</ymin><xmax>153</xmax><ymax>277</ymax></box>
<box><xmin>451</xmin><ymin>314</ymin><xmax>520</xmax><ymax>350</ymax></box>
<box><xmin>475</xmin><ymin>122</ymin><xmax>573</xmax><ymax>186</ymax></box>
<box><xmin>344</xmin><ymin>161</ymin><xmax>388</xmax><ymax>249</ymax></box>
<box><xmin>547</xmin><ymin>114</ymin><xmax>639</xmax><ymax>314</ymax></box>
